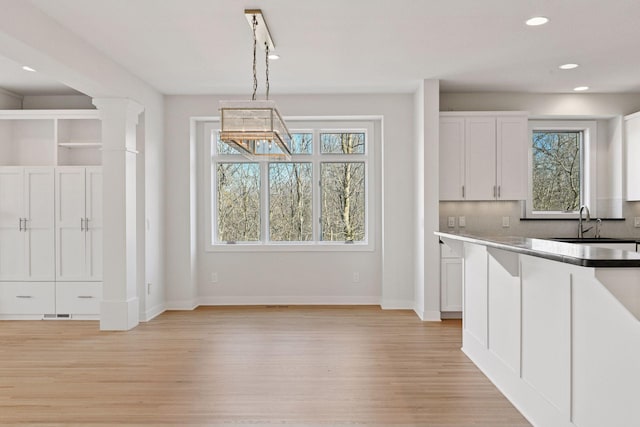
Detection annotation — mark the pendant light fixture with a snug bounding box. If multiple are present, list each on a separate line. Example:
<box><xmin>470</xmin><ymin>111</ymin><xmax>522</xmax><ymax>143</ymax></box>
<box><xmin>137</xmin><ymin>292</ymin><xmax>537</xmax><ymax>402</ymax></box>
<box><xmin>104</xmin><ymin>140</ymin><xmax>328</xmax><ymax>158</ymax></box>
<box><xmin>219</xmin><ymin>9</ymin><xmax>292</xmax><ymax>160</ymax></box>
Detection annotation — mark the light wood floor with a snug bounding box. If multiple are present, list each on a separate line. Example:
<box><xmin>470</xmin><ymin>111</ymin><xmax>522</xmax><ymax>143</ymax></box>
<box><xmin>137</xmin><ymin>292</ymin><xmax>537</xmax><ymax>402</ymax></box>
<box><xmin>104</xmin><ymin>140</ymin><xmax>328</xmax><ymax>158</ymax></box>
<box><xmin>0</xmin><ymin>306</ymin><xmax>530</xmax><ymax>426</ymax></box>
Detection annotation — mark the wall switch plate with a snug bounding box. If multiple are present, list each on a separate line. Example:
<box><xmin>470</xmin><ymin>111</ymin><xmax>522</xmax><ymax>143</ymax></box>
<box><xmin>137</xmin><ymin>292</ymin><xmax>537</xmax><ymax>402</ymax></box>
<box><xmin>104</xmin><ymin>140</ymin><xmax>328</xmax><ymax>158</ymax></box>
<box><xmin>211</xmin><ymin>272</ymin><xmax>218</xmax><ymax>283</ymax></box>
<box><xmin>502</xmin><ymin>216</ymin><xmax>510</xmax><ymax>228</ymax></box>
<box><xmin>459</xmin><ymin>216</ymin><xmax>466</xmax><ymax>227</ymax></box>
<box><xmin>635</xmin><ymin>217</ymin><xmax>640</xmax><ymax>228</ymax></box>
<box><xmin>448</xmin><ymin>216</ymin><xmax>455</xmax><ymax>227</ymax></box>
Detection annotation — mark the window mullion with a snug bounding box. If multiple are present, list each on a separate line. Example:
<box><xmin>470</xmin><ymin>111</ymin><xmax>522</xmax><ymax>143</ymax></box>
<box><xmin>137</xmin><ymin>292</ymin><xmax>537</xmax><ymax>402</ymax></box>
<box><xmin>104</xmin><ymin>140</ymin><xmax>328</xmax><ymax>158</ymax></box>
<box><xmin>262</xmin><ymin>161</ymin><xmax>269</xmax><ymax>244</ymax></box>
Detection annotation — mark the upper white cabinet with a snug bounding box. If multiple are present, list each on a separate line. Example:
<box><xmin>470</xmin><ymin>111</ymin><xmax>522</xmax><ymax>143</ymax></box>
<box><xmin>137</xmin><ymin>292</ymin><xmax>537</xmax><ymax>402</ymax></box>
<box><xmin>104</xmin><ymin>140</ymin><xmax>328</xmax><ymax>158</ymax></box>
<box><xmin>0</xmin><ymin>167</ymin><xmax>54</xmax><ymax>281</ymax></box>
<box><xmin>440</xmin><ymin>112</ymin><xmax>528</xmax><ymax>201</ymax></box>
<box><xmin>625</xmin><ymin>112</ymin><xmax>640</xmax><ymax>201</ymax></box>
<box><xmin>55</xmin><ymin>167</ymin><xmax>102</xmax><ymax>282</ymax></box>
<box><xmin>0</xmin><ymin>110</ymin><xmax>101</xmax><ymax>167</ymax></box>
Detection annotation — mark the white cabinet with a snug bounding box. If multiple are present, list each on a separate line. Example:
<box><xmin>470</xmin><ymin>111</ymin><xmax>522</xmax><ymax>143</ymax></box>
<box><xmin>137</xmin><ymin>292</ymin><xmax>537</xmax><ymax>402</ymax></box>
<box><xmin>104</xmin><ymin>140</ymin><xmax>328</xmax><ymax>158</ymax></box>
<box><xmin>0</xmin><ymin>167</ymin><xmax>54</xmax><ymax>281</ymax></box>
<box><xmin>625</xmin><ymin>112</ymin><xmax>640</xmax><ymax>201</ymax></box>
<box><xmin>0</xmin><ymin>282</ymin><xmax>55</xmax><ymax>314</ymax></box>
<box><xmin>55</xmin><ymin>167</ymin><xmax>102</xmax><ymax>282</ymax></box>
<box><xmin>440</xmin><ymin>242</ymin><xmax>462</xmax><ymax>312</ymax></box>
<box><xmin>0</xmin><ymin>110</ymin><xmax>103</xmax><ymax>319</ymax></box>
<box><xmin>440</xmin><ymin>112</ymin><xmax>528</xmax><ymax>201</ymax></box>
<box><xmin>55</xmin><ymin>282</ymin><xmax>102</xmax><ymax>316</ymax></box>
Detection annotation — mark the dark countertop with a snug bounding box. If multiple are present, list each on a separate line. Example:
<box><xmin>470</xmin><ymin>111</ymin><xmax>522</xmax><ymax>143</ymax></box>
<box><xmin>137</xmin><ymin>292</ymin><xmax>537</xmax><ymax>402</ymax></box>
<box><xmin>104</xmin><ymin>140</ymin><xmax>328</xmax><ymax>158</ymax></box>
<box><xmin>435</xmin><ymin>232</ymin><xmax>640</xmax><ymax>268</ymax></box>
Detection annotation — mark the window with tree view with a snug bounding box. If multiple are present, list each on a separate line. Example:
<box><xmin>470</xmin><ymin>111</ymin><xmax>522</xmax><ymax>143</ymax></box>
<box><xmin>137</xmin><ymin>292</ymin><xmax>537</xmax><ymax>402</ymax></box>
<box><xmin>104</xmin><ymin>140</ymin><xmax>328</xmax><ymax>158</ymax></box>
<box><xmin>531</xmin><ymin>130</ymin><xmax>582</xmax><ymax>212</ymax></box>
<box><xmin>209</xmin><ymin>122</ymin><xmax>371</xmax><ymax>247</ymax></box>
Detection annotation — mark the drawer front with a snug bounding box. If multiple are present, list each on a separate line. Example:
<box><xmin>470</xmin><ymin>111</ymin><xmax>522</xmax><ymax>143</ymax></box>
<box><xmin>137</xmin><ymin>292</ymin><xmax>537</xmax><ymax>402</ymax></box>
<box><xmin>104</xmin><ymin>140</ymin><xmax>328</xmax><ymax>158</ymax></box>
<box><xmin>56</xmin><ymin>282</ymin><xmax>102</xmax><ymax>315</ymax></box>
<box><xmin>0</xmin><ymin>282</ymin><xmax>55</xmax><ymax>314</ymax></box>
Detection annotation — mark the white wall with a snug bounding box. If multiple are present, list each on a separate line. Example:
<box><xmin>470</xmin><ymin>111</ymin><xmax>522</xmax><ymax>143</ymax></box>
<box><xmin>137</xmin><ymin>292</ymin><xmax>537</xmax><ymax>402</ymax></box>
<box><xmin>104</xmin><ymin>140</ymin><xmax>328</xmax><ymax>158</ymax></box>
<box><xmin>441</xmin><ymin>92</ymin><xmax>640</xmax><ymax>117</ymax></box>
<box><xmin>0</xmin><ymin>88</ymin><xmax>22</xmax><ymax>109</ymax></box>
<box><xmin>22</xmin><ymin>95</ymin><xmax>93</xmax><ymax>109</ymax></box>
<box><xmin>164</xmin><ymin>93</ymin><xmax>415</xmax><ymax>308</ymax></box>
<box><xmin>439</xmin><ymin>92</ymin><xmax>640</xmax><ymax>239</ymax></box>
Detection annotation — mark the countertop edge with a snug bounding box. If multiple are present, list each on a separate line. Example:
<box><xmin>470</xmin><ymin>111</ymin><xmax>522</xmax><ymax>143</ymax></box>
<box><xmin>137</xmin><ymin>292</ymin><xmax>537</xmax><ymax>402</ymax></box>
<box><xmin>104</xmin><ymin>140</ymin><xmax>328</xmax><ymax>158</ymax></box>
<box><xmin>435</xmin><ymin>232</ymin><xmax>640</xmax><ymax>268</ymax></box>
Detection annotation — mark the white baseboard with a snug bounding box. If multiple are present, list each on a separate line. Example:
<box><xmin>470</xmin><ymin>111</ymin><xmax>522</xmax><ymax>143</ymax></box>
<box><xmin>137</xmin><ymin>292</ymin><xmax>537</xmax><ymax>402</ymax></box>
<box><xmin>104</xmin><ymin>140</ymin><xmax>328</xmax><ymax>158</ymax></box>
<box><xmin>197</xmin><ymin>296</ymin><xmax>381</xmax><ymax>306</ymax></box>
<box><xmin>414</xmin><ymin>308</ymin><xmax>442</xmax><ymax>321</ymax></box>
<box><xmin>380</xmin><ymin>299</ymin><xmax>414</xmax><ymax>310</ymax></box>
<box><xmin>165</xmin><ymin>299</ymin><xmax>199</xmax><ymax>310</ymax></box>
<box><xmin>142</xmin><ymin>303</ymin><xmax>166</xmax><ymax>322</ymax></box>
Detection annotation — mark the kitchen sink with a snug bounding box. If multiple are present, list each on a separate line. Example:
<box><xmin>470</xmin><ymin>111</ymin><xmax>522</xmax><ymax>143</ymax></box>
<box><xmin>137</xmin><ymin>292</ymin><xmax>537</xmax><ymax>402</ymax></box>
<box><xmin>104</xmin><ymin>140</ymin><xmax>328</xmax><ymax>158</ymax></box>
<box><xmin>546</xmin><ymin>237</ymin><xmax>638</xmax><ymax>244</ymax></box>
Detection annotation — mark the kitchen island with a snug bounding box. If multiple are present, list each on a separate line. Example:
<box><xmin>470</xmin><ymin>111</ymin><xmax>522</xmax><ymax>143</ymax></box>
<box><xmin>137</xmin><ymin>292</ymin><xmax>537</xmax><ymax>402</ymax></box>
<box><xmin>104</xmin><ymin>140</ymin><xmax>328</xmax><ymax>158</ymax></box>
<box><xmin>435</xmin><ymin>232</ymin><xmax>640</xmax><ymax>427</ymax></box>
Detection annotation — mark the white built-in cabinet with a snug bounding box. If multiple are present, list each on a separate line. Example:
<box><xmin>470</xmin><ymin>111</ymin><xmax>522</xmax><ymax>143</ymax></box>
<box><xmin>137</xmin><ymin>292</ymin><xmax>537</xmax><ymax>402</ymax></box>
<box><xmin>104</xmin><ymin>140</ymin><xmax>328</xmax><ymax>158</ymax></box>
<box><xmin>440</xmin><ymin>242</ymin><xmax>462</xmax><ymax>313</ymax></box>
<box><xmin>439</xmin><ymin>112</ymin><xmax>528</xmax><ymax>201</ymax></box>
<box><xmin>56</xmin><ymin>167</ymin><xmax>102</xmax><ymax>282</ymax></box>
<box><xmin>625</xmin><ymin>111</ymin><xmax>640</xmax><ymax>201</ymax></box>
<box><xmin>0</xmin><ymin>110</ymin><xmax>102</xmax><ymax>319</ymax></box>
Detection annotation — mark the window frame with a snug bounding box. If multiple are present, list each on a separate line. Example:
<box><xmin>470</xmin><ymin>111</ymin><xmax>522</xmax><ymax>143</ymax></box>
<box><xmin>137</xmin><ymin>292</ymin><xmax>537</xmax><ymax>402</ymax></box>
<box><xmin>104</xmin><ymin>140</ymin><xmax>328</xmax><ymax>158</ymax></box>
<box><xmin>203</xmin><ymin>118</ymin><xmax>376</xmax><ymax>252</ymax></box>
<box><xmin>526</xmin><ymin>120</ymin><xmax>597</xmax><ymax>218</ymax></box>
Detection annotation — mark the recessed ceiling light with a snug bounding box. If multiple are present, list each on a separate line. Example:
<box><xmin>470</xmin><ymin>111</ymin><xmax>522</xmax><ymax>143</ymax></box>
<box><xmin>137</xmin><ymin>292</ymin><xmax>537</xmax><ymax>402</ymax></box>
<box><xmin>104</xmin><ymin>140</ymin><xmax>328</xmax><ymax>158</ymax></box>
<box><xmin>573</xmin><ymin>86</ymin><xmax>589</xmax><ymax>91</ymax></box>
<box><xmin>559</xmin><ymin>63</ymin><xmax>579</xmax><ymax>70</ymax></box>
<box><xmin>526</xmin><ymin>16</ymin><xmax>549</xmax><ymax>26</ymax></box>
<box><xmin>267</xmin><ymin>53</ymin><xmax>280</xmax><ymax>60</ymax></box>
<box><xmin>22</xmin><ymin>65</ymin><xmax>36</xmax><ymax>72</ymax></box>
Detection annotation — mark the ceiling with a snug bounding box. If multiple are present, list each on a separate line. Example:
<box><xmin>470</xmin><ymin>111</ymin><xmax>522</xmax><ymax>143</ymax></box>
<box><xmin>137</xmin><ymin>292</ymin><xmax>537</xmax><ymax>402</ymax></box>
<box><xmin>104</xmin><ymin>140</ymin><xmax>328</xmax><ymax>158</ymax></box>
<box><xmin>4</xmin><ymin>0</ymin><xmax>640</xmax><ymax>96</ymax></box>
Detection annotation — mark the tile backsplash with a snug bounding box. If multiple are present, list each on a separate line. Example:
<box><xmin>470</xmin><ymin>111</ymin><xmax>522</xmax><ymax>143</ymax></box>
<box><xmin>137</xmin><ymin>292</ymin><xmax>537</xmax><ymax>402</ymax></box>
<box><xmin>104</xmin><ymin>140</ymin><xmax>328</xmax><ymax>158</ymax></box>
<box><xmin>439</xmin><ymin>201</ymin><xmax>640</xmax><ymax>238</ymax></box>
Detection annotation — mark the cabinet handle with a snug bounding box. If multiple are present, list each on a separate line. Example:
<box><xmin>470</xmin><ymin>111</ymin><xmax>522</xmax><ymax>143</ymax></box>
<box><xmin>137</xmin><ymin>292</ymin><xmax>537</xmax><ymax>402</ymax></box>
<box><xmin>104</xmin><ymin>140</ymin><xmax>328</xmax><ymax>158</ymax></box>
<box><xmin>462</xmin><ymin>185</ymin><xmax>465</xmax><ymax>198</ymax></box>
<box><xmin>22</xmin><ymin>218</ymin><xmax>27</xmax><ymax>231</ymax></box>
<box><xmin>493</xmin><ymin>185</ymin><xmax>496</xmax><ymax>198</ymax></box>
<box><xmin>77</xmin><ymin>295</ymin><xmax>94</xmax><ymax>299</ymax></box>
<box><xmin>18</xmin><ymin>218</ymin><xmax>23</xmax><ymax>231</ymax></box>
<box><xmin>16</xmin><ymin>295</ymin><xmax>33</xmax><ymax>299</ymax></box>
<box><xmin>80</xmin><ymin>218</ymin><xmax>84</xmax><ymax>231</ymax></box>
<box><xmin>85</xmin><ymin>218</ymin><xmax>89</xmax><ymax>231</ymax></box>
<box><xmin>498</xmin><ymin>186</ymin><xmax>501</xmax><ymax>198</ymax></box>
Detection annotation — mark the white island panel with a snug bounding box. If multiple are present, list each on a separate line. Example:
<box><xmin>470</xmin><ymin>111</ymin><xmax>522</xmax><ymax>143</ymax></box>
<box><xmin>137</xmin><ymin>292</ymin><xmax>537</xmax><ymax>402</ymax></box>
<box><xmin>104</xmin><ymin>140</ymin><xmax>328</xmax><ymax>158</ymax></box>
<box><xmin>463</xmin><ymin>242</ymin><xmax>488</xmax><ymax>346</ymax></box>
<box><xmin>521</xmin><ymin>255</ymin><xmax>571</xmax><ymax>418</ymax></box>
<box><xmin>487</xmin><ymin>250</ymin><xmax>521</xmax><ymax>374</ymax></box>
<box><xmin>572</xmin><ymin>268</ymin><xmax>640</xmax><ymax>427</ymax></box>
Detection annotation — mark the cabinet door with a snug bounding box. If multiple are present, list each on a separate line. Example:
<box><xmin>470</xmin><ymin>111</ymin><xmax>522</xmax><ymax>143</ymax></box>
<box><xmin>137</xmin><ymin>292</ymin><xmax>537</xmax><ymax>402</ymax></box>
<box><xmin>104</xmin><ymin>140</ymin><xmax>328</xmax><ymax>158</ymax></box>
<box><xmin>441</xmin><ymin>258</ymin><xmax>463</xmax><ymax>312</ymax></box>
<box><xmin>626</xmin><ymin>114</ymin><xmax>640</xmax><ymax>201</ymax></box>
<box><xmin>465</xmin><ymin>117</ymin><xmax>496</xmax><ymax>200</ymax></box>
<box><xmin>85</xmin><ymin>167</ymin><xmax>102</xmax><ymax>280</ymax></box>
<box><xmin>497</xmin><ymin>116</ymin><xmax>528</xmax><ymax>200</ymax></box>
<box><xmin>439</xmin><ymin>117</ymin><xmax>465</xmax><ymax>200</ymax></box>
<box><xmin>24</xmin><ymin>167</ymin><xmax>54</xmax><ymax>280</ymax></box>
<box><xmin>55</xmin><ymin>167</ymin><xmax>86</xmax><ymax>281</ymax></box>
<box><xmin>0</xmin><ymin>168</ymin><xmax>26</xmax><ymax>280</ymax></box>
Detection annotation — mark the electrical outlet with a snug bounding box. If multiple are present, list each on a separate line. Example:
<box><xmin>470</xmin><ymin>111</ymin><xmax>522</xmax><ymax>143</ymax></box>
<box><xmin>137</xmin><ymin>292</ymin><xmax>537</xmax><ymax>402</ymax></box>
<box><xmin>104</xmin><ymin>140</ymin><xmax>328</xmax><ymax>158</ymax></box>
<box><xmin>211</xmin><ymin>272</ymin><xmax>218</xmax><ymax>283</ymax></box>
<box><xmin>459</xmin><ymin>216</ymin><xmax>466</xmax><ymax>227</ymax></box>
<box><xmin>635</xmin><ymin>217</ymin><xmax>640</xmax><ymax>228</ymax></box>
<box><xmin>447</xmin><ymin>216</ymin><xmax>455</xmax><ymax>227</ymax></box>
<box><xmin>502</xmin><ymin>216</ymin><xmax>510</xmax><ymax>228</ymax></box>
<box><xmin>353</xmin><ymin>272</ymin><xmax>360</xmax><ymax>283</ymax></box>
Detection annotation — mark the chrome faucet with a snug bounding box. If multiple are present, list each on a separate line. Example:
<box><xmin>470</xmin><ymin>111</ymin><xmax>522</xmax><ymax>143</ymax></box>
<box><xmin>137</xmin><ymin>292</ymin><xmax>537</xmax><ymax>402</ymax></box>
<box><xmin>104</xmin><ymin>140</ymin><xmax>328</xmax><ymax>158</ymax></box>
<box><xmin>578</xmin><ymin>205</ymin><xmax>592</xmax><ymax>238</ymax></box>
<box><xmin>595</xmin><ymin>218</ymin><xmax>602</xmax><ymax>239</ymax></box>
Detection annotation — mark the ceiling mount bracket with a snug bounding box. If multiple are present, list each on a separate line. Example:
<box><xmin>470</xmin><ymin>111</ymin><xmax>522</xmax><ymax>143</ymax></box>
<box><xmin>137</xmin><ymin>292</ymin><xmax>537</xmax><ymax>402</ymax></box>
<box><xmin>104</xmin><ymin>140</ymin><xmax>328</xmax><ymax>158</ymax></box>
<box><xmin>244</xmin><ymin>9</ymin><xmax>275</xmax><ymax>51</ymax></box>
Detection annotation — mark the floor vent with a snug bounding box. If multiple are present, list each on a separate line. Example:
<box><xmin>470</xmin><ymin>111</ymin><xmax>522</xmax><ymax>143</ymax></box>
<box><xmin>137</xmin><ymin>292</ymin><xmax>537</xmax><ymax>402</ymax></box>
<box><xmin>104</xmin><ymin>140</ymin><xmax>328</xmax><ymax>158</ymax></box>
<box><xmin>42</xmin><ymin>314</ymin><xmax>72</xmax><ymax>320</ymax></box>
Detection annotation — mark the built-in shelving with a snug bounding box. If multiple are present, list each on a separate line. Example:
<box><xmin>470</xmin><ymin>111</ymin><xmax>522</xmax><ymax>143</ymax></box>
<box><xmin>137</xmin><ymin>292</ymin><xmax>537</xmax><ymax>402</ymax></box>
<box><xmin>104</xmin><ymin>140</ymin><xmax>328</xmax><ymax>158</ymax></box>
<box><xmin>0</xmin><ymin>110</ymin><xmax>102</xmax><ymax>167</ymax></box>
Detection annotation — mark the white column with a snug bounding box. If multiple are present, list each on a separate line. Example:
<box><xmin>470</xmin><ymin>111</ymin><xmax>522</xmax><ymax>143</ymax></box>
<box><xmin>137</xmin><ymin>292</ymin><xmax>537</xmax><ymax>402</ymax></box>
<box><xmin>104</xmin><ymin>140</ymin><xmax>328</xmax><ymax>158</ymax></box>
<box><xmin>414</xmin><ymin>79</ymin><xmax>441</xmax><ymax>321</ymax></box>
<box><xmin>93</xmin><ymin>98</ymin><xmax>144</xmax><ymax>330</ymax></box>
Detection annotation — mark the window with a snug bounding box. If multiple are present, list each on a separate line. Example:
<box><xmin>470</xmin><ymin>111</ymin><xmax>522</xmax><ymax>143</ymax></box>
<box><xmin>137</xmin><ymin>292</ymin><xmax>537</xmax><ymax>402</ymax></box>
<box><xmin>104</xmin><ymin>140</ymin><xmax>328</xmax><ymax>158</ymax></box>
<box><xmin>527</xmin><ymin>120</ymin><xmax>597</xmax><ymax>218</ymax></box>
<box><xmin>204</xmin><ymin>120</ymin><xmax>374</xmax><ymax>250</ymax></box>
